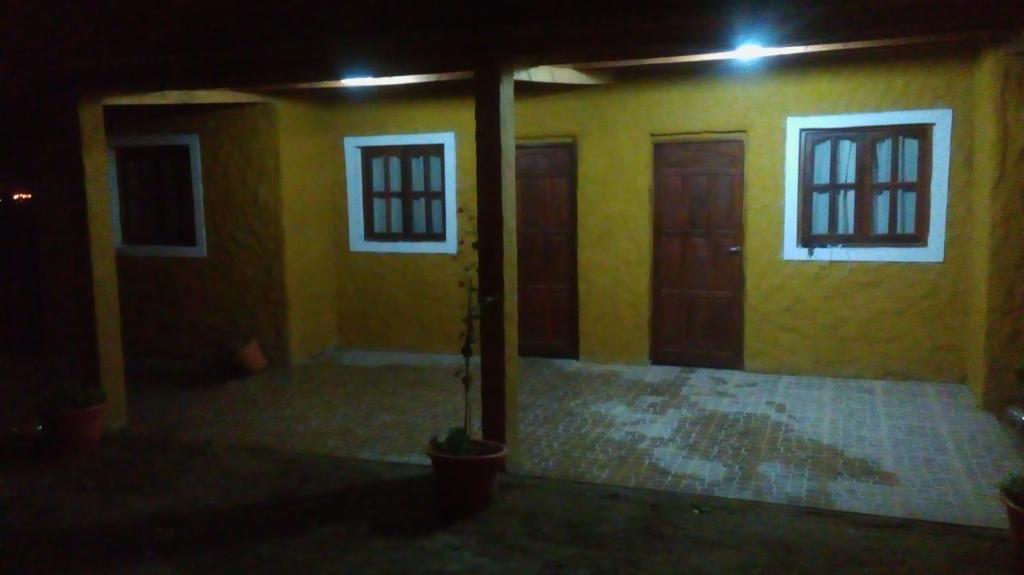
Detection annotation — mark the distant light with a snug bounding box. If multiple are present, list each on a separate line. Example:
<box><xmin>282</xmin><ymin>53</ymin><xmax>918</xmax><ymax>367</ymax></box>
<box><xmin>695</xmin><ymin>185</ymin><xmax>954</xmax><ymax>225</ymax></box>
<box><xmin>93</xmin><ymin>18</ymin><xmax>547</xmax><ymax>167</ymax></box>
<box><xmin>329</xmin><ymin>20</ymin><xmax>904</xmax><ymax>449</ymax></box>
<box><xmin>731</xmin><ymin>43</ymin><xmax>769</xmax><ymax>62</ymax></box>
<box><xmin>12</xmin><ymin>192</ymin><xmax>32</xmax><ymax>202</ymax></box>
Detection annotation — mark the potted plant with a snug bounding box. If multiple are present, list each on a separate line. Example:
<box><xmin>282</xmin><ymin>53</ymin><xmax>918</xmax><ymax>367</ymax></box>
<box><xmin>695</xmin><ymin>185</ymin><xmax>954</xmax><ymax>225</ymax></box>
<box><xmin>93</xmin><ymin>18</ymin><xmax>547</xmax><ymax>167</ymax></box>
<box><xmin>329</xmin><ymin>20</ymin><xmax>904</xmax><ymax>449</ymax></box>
<box><xmin>1000</xmin><ymin>473</ymin><xmax>1024</xmax><ymax>565</ymax></box>
<box><xmin>425</xmin><ymin>273</ymin><xmax>508</xmax><ymax>518</ymax></box>
<box><xmin>37</xmin><ymin>383</ymin><xmax>107</xmax><ymax>455</ymax></box>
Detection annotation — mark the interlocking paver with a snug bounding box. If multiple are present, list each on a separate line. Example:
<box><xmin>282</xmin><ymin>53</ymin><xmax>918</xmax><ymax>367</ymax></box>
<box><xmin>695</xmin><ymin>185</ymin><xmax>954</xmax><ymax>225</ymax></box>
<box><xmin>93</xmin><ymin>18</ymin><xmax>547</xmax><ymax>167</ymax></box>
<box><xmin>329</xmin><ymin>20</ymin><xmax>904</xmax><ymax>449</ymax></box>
<box><xmin>129</xmin><ymin>351</ymin><xmax>1022</xmax><ymax>528</ymax></box>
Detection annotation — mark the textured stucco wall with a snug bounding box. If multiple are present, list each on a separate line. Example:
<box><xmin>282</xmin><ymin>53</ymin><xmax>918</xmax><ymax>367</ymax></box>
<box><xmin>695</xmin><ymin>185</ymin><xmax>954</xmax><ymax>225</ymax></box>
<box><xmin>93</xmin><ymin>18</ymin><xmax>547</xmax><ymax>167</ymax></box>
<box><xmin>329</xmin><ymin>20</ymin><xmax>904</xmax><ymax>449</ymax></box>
<box><xmin>968</xmin><ymin>48</ymin><xmax>1024</xmax><ymax>408</ymax></box>
<box><xmin>276</xmin><ymin>50</ymin><xmax>980</xmax><ymax>383</ymax></box>
<box><xmin>521</xmin><ymin>54</ymin><xmax>976</xmax><ymax>381</ymax></box>
<box><xmin>276</xmin><ymin>99</ymin><xmax>342</xmax><ymax>361</ymax></box>
<box><xmin>106</xmin><ymin>104</ymin><xmax>289</xmax><ymax>366</ymax></box>
<box><xmin>276</xmin><ymin>91</ymin><xmax>479</xmax><ymax>358</ymax></box>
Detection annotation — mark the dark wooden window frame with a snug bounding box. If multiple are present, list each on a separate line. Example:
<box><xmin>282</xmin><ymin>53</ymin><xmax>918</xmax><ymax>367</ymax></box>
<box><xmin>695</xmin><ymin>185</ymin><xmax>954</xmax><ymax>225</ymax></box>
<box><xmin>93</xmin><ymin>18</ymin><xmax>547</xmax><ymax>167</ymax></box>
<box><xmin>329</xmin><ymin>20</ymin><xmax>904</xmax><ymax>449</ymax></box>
<box><xmin>360</xmin><ymin>144</ymin><xmax>446</xmax><ymax>242</ymax></box>
<box><xmin>798</xmin><ymin>124</ymin><xmax>932</xmax><ymax>248</ymax></box>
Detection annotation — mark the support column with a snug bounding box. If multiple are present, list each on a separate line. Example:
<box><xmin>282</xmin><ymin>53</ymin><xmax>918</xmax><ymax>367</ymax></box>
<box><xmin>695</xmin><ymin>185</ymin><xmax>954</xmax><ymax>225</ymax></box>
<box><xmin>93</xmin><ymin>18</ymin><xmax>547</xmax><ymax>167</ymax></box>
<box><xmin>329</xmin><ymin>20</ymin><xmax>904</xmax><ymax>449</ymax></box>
<box><xmin>0</xmin><ymin>89</ymin><xmax>126</xmax><ymax>428</ymax></box>
<box><xmin>474</xmin><ymin>64</ymin><xmax>519</xmax><ymax>456</ymax></box>
<box><xmin>79</xmin><ymin>96</ymin><xmax>127</xmax><ymax>427</ymax></box>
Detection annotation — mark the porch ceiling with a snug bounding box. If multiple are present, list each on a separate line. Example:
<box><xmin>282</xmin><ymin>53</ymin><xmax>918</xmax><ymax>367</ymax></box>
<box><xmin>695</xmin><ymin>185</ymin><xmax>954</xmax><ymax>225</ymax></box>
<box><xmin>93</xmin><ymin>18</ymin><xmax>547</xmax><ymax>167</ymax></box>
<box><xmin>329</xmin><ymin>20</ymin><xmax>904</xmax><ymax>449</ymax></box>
<box><xmin>4</xmin><ymin>0</ymin><xmax>1021</xmax><ymax>97</ymax></box>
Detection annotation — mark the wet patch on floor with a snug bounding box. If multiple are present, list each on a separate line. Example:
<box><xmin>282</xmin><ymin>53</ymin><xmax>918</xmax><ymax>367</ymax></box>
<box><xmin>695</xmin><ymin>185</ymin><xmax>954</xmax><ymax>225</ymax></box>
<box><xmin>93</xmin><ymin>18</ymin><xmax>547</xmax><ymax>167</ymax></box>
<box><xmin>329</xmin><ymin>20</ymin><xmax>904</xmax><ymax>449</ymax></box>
<box><xmin>518</xmin><ymin>360</ymin><xmax>1019</xmax><ymax>527</ymax></box>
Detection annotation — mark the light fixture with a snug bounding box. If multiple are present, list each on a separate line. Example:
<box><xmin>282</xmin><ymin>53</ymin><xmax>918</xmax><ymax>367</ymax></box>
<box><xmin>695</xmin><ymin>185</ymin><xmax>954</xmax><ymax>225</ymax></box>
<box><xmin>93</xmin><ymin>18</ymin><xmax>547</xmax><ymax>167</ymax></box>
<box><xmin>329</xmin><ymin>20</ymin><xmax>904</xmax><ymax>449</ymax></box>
<box><xmin>731</xmin><ymin>43</ymin><xmax>770</xmax><ymax>62</ymax></box>
<box><xmin>339</xmin><ymin>74</ymin><xmax>437</xmax><ymax>87</ymax></box>
<box><xmin>334</xmin><ymin>71</ymin><xmax>473</xmax><ymax>89</ymax></box>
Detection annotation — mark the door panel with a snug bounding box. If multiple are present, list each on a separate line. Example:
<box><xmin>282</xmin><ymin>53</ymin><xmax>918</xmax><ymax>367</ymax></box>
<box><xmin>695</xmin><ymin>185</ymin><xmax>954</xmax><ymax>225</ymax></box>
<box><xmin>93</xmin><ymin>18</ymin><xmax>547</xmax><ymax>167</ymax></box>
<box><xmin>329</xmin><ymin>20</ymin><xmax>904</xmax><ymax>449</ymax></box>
<box><xmin>516</xmin><ymin>144</ymin><xmax>579</xmax><ymax>358</ymax></box>
<box><xmin>652</xmin><ymin>141</ymin><xmax>744</xmax><ymax>368</ymax></box>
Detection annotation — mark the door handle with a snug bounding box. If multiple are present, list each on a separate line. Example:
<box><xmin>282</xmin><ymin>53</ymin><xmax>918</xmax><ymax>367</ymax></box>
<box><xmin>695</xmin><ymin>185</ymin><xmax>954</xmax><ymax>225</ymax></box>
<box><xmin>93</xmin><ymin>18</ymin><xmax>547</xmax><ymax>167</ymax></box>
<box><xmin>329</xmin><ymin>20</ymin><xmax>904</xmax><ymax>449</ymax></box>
<box><xmin>727</xmin><ymin>246</ymin><xmax>742</xmax><ymax>254</ymax></box>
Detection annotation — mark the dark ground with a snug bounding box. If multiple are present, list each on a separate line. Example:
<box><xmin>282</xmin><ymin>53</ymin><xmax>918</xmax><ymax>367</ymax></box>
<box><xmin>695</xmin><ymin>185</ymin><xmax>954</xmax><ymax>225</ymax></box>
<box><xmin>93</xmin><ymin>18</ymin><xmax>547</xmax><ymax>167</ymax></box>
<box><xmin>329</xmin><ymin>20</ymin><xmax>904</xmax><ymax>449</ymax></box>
<box><xmin>0</xmin><ymin>434</ymin><xmax>1015</xmax><ymax>574</ymax></box>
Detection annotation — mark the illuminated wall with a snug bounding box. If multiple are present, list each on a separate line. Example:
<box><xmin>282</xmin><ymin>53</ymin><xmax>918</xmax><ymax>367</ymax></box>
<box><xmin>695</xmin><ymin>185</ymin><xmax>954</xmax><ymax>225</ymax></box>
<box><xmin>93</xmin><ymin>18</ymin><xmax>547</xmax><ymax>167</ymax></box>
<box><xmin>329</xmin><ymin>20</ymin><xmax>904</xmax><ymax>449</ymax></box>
<box><xmin>106</xmin><ymin>104</ymin><xmax>289</xmax><ymax>367</ymax></box>
<box><xmin>90</xmin><ymin>45</ymin><xmax>1020</xmax><ymax>410</ymax></box>
<box><xmin>276</xmin><ymin>50</ymin><xmax>986</xmax><ymax>384</ymax></box>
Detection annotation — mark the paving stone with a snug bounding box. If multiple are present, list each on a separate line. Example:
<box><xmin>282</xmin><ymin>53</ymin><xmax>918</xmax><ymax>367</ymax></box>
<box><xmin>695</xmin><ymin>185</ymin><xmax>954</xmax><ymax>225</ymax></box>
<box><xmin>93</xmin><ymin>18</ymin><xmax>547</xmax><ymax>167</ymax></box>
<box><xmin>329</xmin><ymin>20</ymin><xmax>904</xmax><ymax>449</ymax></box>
<box><xmin>130</xmin><ymin>354</ymin><xmax>1022</xmax><ymax>528</ymax></box>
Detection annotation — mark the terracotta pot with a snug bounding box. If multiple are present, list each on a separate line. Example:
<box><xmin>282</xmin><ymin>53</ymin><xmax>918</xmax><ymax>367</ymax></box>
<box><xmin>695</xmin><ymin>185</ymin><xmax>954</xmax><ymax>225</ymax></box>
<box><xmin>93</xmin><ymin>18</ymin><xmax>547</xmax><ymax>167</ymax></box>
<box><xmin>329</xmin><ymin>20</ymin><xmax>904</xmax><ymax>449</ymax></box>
<box><xmin>235</xmin><ymin>340</ymin><xmax>269</xmax><ymax>374</ymax></box>
<box><xmin>42</xmin><ymin>402</ymin><xmax>106</xmax><ymax>454</ymax></box>
<box><xmin>1001</xmin><ymin>491</ymin><xmax>1024</xmax><ymax>571</ymax></box>
<box><xmin>426</xmin><ymin>440</ymin><xmax>507</xmax><ymax>518</ymax></box>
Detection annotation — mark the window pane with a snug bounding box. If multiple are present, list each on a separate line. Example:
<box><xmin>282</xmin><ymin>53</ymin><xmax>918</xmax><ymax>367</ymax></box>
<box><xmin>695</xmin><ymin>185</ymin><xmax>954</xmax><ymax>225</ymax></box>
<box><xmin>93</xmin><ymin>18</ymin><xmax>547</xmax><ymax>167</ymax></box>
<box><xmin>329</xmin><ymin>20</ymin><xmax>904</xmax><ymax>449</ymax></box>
<box><xmin>836</xmin><ymin>139</ymin><xmax>857</xmax><ymax>184</ymax></box>
<box><xmin>116</xmin><ymin>145</ymin><xmax>196</xmax><ymax>247</ymax></box>
<box><xmin>873</xmin><ymin>189</ymin><xmax>890</xmax><ymax>234</ymax></box>
<box><xmin>812</xmin><ymin>140</ymin><xmax>831</xmax><ymax>184</ymax></box>
<box><xmin>431</xmin><ymin>199</ymin><xmax>444</xmax><ymax>234</ymax></box>
<box><xmin>836</xmin><ymin>189</ymin><xmax>855</xmax><ymax>234</ymax></box>
<box><xmin>388</xmin><ymin>156</ymin><xmax>402</xmax><ymax>191</ymax></box>
<box><xmin>811</xmin><ymin>190</ymin><xmax>830</xmax><ymax>234</ymax></box>
<box><xmin>429</xmin><ymin>155</ymin><xmax>443</xmax><ymax>192</ymax></box>
<box><xmin>371</xmin><ymin>157</ymin><xmax>385</xmax><ymax>192</ymax></box>
<box><xmin>874</xmin><ymin>138</ymin><xmax>892</xmax><ymax>183</ymax></box>
<box><xmin>411</xmin><ymin>156</ymin><xmax>425</xmax><ymax>191</ymax></box>
<box><xmin>899</xmin><ymin>137</ymin><xmax>919</xmax><ymax>182</ymax></box>
<box><xmin>412</xmin><ymin>197</ymin><xmax>427</xmax><ymax>233</ymax></box>
<box><xmin>897</xmin><ymin>189</ymin><xmax>916</xmax><ymax>233</ymax></box>
<box><xmin>373</xmin><ymin>197</ymin><xmax>387</xmax><ymax>233</ymax></box>
<box><xmin>390</xmin><ymin>198</ymin><xmax>403</xmax><ymax>232</ymax></box>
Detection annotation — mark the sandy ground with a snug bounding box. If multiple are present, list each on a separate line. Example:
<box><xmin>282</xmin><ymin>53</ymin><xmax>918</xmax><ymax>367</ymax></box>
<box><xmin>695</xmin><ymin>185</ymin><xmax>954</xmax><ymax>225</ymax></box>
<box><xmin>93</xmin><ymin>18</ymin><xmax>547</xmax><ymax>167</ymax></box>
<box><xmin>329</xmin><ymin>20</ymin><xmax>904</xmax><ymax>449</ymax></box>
<box><xmin>0</xmin><ymin>434</ymin><xmax>1015</xmax><ymax>574</ymax></box>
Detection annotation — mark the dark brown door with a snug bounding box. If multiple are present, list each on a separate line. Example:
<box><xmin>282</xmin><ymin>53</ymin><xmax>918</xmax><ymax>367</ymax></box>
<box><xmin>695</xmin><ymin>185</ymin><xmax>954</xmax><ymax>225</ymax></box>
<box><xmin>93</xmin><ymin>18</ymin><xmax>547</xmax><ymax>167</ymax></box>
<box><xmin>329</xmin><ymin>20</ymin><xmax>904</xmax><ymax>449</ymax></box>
<box><xmin>652</xmin><ymin>140</ymin><xmax>744</xmax><ymax>368</ymax></box>
<box><xmin>516</xmin><ymin>144</ymin><xmax>578</xmax><ymax>358</ymax></box>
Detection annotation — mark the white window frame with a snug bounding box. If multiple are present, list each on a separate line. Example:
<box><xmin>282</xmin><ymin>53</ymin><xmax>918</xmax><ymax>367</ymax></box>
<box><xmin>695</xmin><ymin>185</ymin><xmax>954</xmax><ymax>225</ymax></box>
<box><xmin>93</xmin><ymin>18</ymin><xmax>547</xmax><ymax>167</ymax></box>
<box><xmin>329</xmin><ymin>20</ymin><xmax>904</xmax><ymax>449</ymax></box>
<box><xmin>783</xmin><ymin>109</ymin><xmax>953</xmax><ymax>263</ymax></box>
<box><xmin>107</xmin><ymin>134</ymin><xmax>207</xmax><ymax>258</ymax></box>
<box><xmin>343</xmin><ymin>132</ymin><xmax>458</xmax><ymax>254</ymax></box>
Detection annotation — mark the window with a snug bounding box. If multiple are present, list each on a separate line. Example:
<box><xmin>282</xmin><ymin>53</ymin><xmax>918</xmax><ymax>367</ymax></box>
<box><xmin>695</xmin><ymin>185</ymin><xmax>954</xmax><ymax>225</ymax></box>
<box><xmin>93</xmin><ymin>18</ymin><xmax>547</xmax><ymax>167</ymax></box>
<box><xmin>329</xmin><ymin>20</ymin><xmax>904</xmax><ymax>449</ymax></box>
<box><xmin>784</xmin><ymin>109</ymin><xmax>952</xmax><ymax>263</ymax></box>
<box><xmin>344</xmin><ymin>132</ymin><xmax>457</xmax><ymax>254</ymax></box>
<box><xmin>800</xmin><ymin>125</ymin><xmax>930</xmax><ymax>246</ymax></box>
<box><xmin>108</xmin><ymin>135</ymin><xmax>206</xmax><ymax>257</ymax></box>
<box><xmin>362</xmin><ymin>145</ymin><xmax>446</xmax><ymax>241</ymax></box>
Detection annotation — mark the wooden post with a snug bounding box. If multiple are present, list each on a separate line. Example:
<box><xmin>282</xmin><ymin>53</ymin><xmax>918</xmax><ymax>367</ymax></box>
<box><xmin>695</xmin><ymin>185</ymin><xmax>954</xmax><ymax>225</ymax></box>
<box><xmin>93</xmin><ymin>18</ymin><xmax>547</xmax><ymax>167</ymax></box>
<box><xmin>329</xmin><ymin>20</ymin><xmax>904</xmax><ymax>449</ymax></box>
<box><xmin>474</xmin><ymin>64</ymin><xmax>518</xmax><ymax>453</ymax></box>
<box><xmin>0</xmin><ymin>89</ymin><xmax>126</xmax><ymax>427</ymax></box>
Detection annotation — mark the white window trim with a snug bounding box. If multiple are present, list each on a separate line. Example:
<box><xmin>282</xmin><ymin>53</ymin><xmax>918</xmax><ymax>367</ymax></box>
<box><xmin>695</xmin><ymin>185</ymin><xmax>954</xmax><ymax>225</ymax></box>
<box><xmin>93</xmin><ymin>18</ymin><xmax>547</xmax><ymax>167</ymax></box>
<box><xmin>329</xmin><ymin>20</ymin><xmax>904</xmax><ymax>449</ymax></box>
<box><xmin>343</xmin><ymin>132</ymin><xmax>458</xmax><ymax>254</ymax></box>
<box><xmin>107</xmin><ymin>134</ymin><xmax>207</xmax><ymax>258</ymax></box>
<box><xmin>783</xmin><ymin>108</ymin><xmax>953</xmax><ymax>263</ymax></box>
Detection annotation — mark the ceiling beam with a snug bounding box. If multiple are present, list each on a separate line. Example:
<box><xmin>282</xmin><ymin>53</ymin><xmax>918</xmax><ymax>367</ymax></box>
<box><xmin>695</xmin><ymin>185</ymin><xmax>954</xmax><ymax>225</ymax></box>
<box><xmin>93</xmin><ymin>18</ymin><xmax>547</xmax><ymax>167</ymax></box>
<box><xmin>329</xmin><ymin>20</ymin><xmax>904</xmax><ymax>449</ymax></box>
<box><xmin>102</xmin><ymin>89</ymin><xmax>270</xmax><ymax>106</ymax></box>
<box><xmin>512</xmin><ymin>66</ymin><xmax>609</xmax><ymax>85</ymax></box>
<box><xmin>572</xmin><ymin>33</ymin><xmax>979</xmax><ymax>70</ymax></box>
<box><xmin>252</xmin><ymin>71</ymin><xmax>473</xmax><ymax>91</ymax></box>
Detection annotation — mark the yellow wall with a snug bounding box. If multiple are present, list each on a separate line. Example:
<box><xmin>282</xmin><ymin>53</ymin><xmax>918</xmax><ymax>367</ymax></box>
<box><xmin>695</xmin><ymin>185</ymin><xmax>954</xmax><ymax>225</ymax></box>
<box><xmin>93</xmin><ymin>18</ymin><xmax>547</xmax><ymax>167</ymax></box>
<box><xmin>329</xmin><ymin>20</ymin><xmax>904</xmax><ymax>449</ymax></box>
<box><xmin>106</xmin><ymin>104</ymin><xmax>289</xmax><ymax>366</ymax></box>
<box><xmin>275</xmin><ymin>50</ymin><xmax>979</xmax><ymax>383</ymax></box>
<box><xmin>968</xmin><ymin>48</ymin><xmax>1024</xmax><ymax>407</ymax></box>
<box><xmin>276</xmin><ymin>91</ymin><xmax>479</xmax><ymax>358</ymax></box>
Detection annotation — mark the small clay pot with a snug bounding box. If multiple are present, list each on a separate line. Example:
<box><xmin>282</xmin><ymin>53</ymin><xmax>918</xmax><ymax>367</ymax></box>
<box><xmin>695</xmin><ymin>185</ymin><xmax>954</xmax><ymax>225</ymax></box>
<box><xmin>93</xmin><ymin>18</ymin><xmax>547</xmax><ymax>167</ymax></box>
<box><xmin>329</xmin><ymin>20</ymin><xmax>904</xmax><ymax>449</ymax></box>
<box><xmin>235</xmin><ymin>340</ymin><xmax>269</xmax><ymax>374</ymax></box>
<box><xmin>41</xmin><ymin>402</ymin><xmax>107</xmax><ymax>454</ymax></box>
<box><xmin>1001</xmin><ymin>491</ymin><xmax>1024</xmax><ymax>571</ymax></box>
<box><xmin>426</xmin><ymin>440</ymin><xmax>507</xmax><ymax>519</ymax></box>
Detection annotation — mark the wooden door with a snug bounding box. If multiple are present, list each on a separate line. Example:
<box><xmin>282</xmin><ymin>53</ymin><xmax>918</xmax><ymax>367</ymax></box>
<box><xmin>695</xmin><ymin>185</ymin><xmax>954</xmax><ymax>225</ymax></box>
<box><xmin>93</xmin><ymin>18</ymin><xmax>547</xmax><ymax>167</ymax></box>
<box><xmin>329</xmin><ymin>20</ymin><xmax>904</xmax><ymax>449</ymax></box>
<box><xmin>516</xmin><ymin>144</ymin><xmax>578</xmax><ymax>358</ymax></box>
<box><xmin>652</xmin><ymin>140</ymin><xmax>744</xmax><ymax>368</ymax></box>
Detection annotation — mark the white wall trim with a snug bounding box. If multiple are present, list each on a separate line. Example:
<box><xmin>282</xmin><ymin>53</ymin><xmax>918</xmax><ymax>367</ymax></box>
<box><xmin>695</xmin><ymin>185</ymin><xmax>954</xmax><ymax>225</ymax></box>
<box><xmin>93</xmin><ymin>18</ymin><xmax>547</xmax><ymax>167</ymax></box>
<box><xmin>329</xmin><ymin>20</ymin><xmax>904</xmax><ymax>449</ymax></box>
<box><xmin>108</xmin><ymin>134</ymin><xmax>207</xmax><ymax>258</ymax></box>
<box><xmin>783</xmin><ymin>108</ymin><xmax>953</xmax><ymax>263</ymax></box>
<box><xmin>343</xmin><ymin>132</ymin><xmax>458</xmax><ymax>254</ymax></box>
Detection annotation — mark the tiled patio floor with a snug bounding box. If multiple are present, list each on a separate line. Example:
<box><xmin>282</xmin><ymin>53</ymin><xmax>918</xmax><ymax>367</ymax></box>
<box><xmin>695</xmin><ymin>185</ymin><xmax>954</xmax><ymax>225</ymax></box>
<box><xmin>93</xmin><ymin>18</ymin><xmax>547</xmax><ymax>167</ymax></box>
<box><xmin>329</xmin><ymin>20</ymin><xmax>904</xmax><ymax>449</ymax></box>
<box><xmin>130</xmin><ymin>351</ymin><xmax>1022</xmax><ymax>528</ymax></box>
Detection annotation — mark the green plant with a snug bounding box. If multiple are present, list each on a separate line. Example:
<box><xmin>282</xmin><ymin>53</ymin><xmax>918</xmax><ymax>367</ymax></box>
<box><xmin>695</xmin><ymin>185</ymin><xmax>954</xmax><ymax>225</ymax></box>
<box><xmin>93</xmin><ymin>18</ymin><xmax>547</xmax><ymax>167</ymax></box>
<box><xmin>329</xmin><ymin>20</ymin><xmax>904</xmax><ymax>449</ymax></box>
<box><xmin>430</xmin><ymin>209</ymin><xmax>480</xmax><ymax>456</ymax></box>
<box><xmin>1000</xmin><ymin>473</ymin><xmax>1024</xmax><ymax>507</ymax></box>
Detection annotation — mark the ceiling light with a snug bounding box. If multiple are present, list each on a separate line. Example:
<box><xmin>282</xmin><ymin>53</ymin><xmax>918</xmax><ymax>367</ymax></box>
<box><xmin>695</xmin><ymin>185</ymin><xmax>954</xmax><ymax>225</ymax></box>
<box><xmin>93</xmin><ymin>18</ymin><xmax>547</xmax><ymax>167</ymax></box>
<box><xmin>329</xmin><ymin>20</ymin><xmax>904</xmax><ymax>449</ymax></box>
<box><xmin>732</xmin><ymin>43</ymin><xmax>770</xmax><ymax>62</ymax></box>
